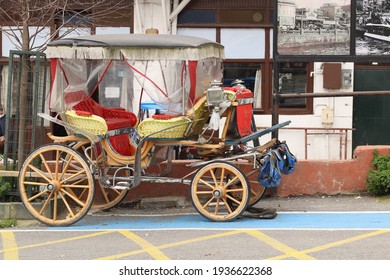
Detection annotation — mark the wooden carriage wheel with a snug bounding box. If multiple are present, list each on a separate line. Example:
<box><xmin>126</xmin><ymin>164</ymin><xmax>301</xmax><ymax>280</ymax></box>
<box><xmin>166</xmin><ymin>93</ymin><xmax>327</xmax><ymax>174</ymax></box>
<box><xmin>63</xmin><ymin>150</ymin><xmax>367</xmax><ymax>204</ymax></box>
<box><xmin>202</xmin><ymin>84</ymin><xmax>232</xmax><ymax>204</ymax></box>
<box><xmin>72</xmin><ymin>141</ymin><xmax>129</xmax><ymax>211</ymax></box>
<box><xmin>191</xmin><ymin>161</ymin><xmax>250</xmax><ymax>222</ymax></box>
<box><xmin>18</xmin><ymin>144</ymin><xmax>95</xmax><ymax>226</ymax></box>
<box><xmin>245</xmin><ymin>168</ymin><xmax>266</xmax><ymax>206</ymax></box>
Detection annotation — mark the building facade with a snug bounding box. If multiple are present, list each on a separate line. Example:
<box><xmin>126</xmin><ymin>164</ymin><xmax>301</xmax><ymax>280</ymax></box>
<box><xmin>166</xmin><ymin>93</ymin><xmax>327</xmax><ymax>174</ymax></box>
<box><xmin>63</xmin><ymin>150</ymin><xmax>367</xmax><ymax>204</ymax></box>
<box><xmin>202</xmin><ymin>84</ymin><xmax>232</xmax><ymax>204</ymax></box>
<box><xmin>1</xmin><ymin>0</ymin><xmax>389</xmax><ymax>161</ymax></box>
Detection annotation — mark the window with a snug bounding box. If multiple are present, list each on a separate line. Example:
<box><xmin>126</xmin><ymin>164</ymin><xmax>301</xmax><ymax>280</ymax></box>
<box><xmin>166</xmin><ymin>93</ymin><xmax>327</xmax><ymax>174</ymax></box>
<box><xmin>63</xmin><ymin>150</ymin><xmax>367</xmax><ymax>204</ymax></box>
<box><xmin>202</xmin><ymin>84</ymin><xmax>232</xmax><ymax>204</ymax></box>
<box><xmin>223</xmin><ymin>63</ymin><xmax>260</xmax><ymax>92</ymax></box>
<box><xmin>58</xmin><ymin>27</ymin><xmax>91</xmax><ymax>38</ymax></box>
<box><xmin>96</xmin><ymin>27</ymin><xmax>131</xmax><ymax>35</ymax></box>
<box><xmin>178</xmin><ymin>10</ymin><xmax>216</xmax><ymax>24</ymax></box>
<box><xmin>177</xmin><ymin>28</ymin><xmax>216</xmax><ymax>41</ymax></box>
<box><xmin>2</xmin><ymin>26</ymin><xmax>51</xmax><ymax>56</ymax></box>
<box><xmin>221</xmin><ymin>28</ymin><xmax>265</xmax><ymax>59</ymax></box>
<box><xmin>279</xmin><ymin>62</ymin><xmax>309</xmax><ymax>108</ymax></box>
<box><xmin>223</xmin><ymin>62</ymin><xmax>262</xmax><ymax>108</ymax></box>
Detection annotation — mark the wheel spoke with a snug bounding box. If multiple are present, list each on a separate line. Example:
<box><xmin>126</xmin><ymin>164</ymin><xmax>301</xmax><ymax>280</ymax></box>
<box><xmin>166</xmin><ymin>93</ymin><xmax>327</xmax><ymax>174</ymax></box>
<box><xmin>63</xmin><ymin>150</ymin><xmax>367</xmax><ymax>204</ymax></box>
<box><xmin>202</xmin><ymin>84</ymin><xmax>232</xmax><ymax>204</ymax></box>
<box><xmin>209</xmin><ymin>169</ymin><xmax>218</xmax><ymax>186</ymax></box>
<box><xmin>219</xmin><ymin>167</ymin><xmax>225</xmax><ymax>186</ymax></box>
<box><xmin>53</xmin><ymin>192</ymin><xmax>58</xmax><ymax>221</ymax></box>
<box><xmin>101</xmin><ymin>188</ymin><xmax>110</xmax><ymax>204</ymax></box>
<box><xmin>39</xmin><ymin>153</ymin><xmax>54</xmax><ymax>180</ymax></box>
<box><xmin>199</xmin><ymin>178</ymin><xmax>216</xmax><ymax>190</ymax></box>
<box><xmin>26</xmin><ymin>164</ymin><xmax>51</xmax><ymax>183</ymax></box>
<box><xmin>250</xmin><ymin>188</ymin><xmax>257</xmax><ymax>196</ymax></box>
<box><xmin>38</xmin><ymin>191</ymin><xmax>54</xmax><ymax>215</ymax></box>
<box><xmin>226</xmin><ymin>194</ymin><xmax>242</xmax><ymax>205</ymax></box>
<box><xmin>58</xmin><ymin>191</ymin><xmax>75</xmax><ymax>218</ymax></box>
<box><xmin>62</xmin><ymin>184</ymin><xmax>91</xmax><ymax>189</ymax></box>
<box><xmin>60</xmin><ymin>169</ymin><xmax>86</xmax><ymax>184</ymax></box>
<box><xmin>195</xmin><ymin>190</ymin><xmax>213</xmax><ymax>195</ymax></box>
<box><xmin>222</xmin><ymin>197</ymin><xmax>233</xmax><ymax>214</ymax></box>
<box><xmin>55</xmin><ymin>149</ymin><xmax>60</xmax><ymax>179</ymax></box>
<box><xmin>76</xmin><ymin>188</ymin><xmax>88</xmax><ymax>200</ymax></box>
<box><xmin>224</xmin><ymin>175</ymin><xmax>240</xmax><ymax>189</ymax></box>
<box><xmin>69</xmin><ymin>177</ymin><xmax>88</xmax><ymax>186</ymax></box>
<box><xmin>214</xmin><ymin>198</ymin><xmax>220</xmax><ymax>215</ymax></box>
<box><xmin>27</xmin><ymin>189</ymin><xmax>50</xmax><ymax>202</ymax></box>
<box><xmin>202</xmin><ymin>196</ymin><xmax>215</xmax><ymax>209</ymax></box>
<box><xmin>226</xmin><ymin>187</ymin><xmax>244</xmax><ymax>193</ymax></box>
<box><xmin>61</xmin><ymin>188</ymin><xmax>86</xmax><ymax>208</ymax></box>
<box><xmin>59</xmin><ymin>154</ymin><xmax>74</xmax><ymax>181</ymax></box>
<box><xmin>23</xmin><ymin>180</ymin><xmax>47</xmax><ymax>186</ymax></box>
<box><xmin>64</xmin><ymin>186</ymin><xmax>87</xmax><ymax>203</ymax></box>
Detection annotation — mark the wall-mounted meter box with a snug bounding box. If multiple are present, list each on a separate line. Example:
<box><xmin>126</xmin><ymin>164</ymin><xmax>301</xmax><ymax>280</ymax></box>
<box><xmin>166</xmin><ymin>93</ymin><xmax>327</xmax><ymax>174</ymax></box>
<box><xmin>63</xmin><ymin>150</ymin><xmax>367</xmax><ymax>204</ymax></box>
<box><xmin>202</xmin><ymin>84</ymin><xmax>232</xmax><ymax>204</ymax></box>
<box><xmin>342</xmin><ymin>69</ymin><xmax>352</xmax><ymax>88</ymax></box>
<box><xmin>323</xmin><ymin>63</ymin><xmax>342</xmax><ymax>89</ymax></box>
<box><xmin>322</xmin><ymin>107</ymin><xmax>334</xmax><ymax>125</ymax></box>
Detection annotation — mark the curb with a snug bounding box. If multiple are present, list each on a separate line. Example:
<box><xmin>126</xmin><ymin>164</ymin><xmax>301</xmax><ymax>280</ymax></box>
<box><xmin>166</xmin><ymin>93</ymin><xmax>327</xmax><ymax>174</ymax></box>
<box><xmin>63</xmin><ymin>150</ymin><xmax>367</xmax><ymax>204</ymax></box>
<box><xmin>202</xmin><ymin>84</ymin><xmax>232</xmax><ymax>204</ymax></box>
<box><xmin>0</xmin><ymin>202</ymin><xmax>42</xmax><ymax>220</ymax></box>
<box><xmin>0</xmin><ymin>196</ymin><xmax>190</xmax><ymax>220</ymax></box>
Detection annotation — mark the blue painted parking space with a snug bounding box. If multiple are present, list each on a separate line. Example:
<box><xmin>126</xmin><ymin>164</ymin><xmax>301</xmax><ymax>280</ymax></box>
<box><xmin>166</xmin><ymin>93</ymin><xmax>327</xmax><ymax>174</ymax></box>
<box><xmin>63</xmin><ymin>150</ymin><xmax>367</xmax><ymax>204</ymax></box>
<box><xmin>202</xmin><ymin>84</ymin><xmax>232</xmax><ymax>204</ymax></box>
<box><xmin>52</xmin><ymin>212</ymin><xmax>390</xmax><ymax>231</ymax></box>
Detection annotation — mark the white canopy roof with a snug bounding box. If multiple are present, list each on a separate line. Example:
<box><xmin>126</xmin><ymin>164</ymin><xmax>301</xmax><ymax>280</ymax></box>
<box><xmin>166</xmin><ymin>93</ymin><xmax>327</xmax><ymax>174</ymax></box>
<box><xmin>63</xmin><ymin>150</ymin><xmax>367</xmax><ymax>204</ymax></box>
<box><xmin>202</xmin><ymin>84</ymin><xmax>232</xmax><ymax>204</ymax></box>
<box><xmin>46</xmin><ymin>34</ymin><xmax>224</xmax><ymax>61</ymax></box>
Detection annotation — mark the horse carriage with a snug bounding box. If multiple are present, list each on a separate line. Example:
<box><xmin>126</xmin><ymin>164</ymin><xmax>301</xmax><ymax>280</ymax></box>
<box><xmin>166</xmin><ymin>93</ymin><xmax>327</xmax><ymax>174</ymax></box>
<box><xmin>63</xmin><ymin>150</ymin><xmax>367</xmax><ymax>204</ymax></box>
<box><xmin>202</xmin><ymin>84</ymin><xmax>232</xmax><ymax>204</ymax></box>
<box><xmin>18</xmin><ymin>34</ymin><xmax>294</xmax><ymax>226</ymax></box>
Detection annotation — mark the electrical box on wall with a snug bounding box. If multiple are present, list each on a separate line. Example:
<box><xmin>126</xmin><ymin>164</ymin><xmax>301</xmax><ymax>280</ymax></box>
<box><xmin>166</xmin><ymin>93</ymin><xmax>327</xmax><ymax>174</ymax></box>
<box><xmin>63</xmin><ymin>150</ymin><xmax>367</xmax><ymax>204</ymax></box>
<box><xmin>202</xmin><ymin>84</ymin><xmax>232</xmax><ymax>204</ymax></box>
<box><xmin>323</xmin><ymin>63</ymin><xmax>342</xmax><ymax>89</ymax></box>
<box><xmin>342</xmin><ymin>69</ymin><xmax>352</xmax><ymax>88</ymax></box>
<box><xmin>322</xmin><ymin>107</ymin><xmax>334</xmax><ymax>125</ymax></box>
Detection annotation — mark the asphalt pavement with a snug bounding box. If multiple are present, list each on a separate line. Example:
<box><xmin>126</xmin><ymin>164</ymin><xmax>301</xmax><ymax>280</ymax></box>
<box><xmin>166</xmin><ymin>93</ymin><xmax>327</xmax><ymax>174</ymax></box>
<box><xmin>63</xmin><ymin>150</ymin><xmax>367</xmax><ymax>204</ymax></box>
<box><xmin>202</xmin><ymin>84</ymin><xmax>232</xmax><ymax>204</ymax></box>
<box><xmin>2</xmin><ymin>193</ymin><xmax>390</xmax><ymax>279</ymax></box>
<box><xmin>13</xmin><ymin>193</ymin><xmax>390</xmax><ymax>230</ymax></box>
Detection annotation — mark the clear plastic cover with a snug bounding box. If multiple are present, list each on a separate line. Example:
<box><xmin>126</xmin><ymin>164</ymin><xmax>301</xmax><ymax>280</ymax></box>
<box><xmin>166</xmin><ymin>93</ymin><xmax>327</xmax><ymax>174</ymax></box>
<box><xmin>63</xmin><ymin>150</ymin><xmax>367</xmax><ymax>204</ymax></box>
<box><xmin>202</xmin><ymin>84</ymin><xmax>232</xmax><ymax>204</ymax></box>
<box><xmin>50</xmin><ymin>56</ymin><xmax>223</xmax><ymax>117</ymax></box>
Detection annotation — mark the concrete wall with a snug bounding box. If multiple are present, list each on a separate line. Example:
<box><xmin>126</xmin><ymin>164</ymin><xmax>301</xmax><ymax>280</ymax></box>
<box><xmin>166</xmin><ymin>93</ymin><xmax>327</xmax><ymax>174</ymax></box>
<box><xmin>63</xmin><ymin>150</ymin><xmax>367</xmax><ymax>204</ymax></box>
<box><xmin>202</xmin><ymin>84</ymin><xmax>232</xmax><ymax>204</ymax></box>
<box><xmin>125</xmin><ymin>145</ymin><xmax>390</xmax><ymax>202</ymax></box>
<box><xmin>277</xmin><ymin>145</ymin><xmax>390</xmax><ymax>197</ymax></box>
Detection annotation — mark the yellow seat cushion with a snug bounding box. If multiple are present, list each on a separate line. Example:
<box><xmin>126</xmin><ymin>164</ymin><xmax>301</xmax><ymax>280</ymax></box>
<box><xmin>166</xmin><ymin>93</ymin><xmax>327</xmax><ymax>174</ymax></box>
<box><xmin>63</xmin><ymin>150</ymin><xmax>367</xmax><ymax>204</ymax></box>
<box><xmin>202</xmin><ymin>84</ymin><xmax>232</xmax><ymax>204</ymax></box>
<box><xmin>65</xmin><ymin>110</ymin><xmax>108</xmax><ymax>137</ymax></box>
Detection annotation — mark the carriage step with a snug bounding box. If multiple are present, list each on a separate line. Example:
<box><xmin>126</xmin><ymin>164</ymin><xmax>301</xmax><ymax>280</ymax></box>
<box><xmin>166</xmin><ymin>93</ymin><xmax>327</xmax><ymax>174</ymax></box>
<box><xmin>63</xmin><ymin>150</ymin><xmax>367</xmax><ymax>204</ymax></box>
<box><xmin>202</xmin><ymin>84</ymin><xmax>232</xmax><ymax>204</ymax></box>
<box><xmin>112</xmin><ymin>182</ymin><xmax>131</xmax><ymax>190</ymax></box>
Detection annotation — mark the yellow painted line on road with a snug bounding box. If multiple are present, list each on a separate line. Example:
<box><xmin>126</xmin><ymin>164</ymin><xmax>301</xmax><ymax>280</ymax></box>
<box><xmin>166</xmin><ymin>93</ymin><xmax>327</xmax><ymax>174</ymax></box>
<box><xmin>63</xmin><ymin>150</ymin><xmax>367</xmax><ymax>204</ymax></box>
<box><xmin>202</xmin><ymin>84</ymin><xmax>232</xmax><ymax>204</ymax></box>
<box><xmin>0</xmin><ymin>230</ymin><xmax>112</xmax><ymax>254</ymax></box>
<box><xmin>97</xmin><ymin>230</ymin><xmax>243</xmax><ymax>260</ymax></box>
<box><xmin>245</xmin><ymin>230</ymin><xmax>316</xmax><ymax>260</ymax></box>
<box><xmin>268</xmin><ymin>230</ymin><xmax>390</xmax><ymax>260</ymax></box>
<box><xmin>0</xmin><ymin>231</ymin><xmax>19</xmax><ymax>260</ymax></box>
<box><xmin>119</xmin><ymin>230</ymin><xmax>170</xmax><ymax>260</ymax></box>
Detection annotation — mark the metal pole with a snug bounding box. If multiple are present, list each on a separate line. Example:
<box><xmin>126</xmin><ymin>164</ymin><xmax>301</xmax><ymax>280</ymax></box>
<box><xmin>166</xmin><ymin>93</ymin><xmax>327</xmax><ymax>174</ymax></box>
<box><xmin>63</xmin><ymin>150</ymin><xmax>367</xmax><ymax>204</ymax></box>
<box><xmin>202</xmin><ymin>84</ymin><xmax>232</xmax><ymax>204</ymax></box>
<box><xmin>272</xmin><ymin>63</ymin><xmax>280</xmax><ymax>140</ymax></box>
<box><xmin>32</xmin><ymin>53</ymin><xmax>41</xmax><ymax>151</ymax></box>
<box><xmin>279</xmin><ymin>90</ymin><xmax>390</xmax><ymax>99</ymax></box>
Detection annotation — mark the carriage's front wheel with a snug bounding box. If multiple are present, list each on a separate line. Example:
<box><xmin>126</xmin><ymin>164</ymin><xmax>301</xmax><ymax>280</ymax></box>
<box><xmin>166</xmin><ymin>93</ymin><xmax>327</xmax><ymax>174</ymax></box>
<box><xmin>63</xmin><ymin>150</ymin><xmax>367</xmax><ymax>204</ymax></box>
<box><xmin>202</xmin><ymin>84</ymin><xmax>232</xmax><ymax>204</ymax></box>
<box><xmin>18</xmin><ymin>144</ymin><xmax>95</xmax><ymax>226</ymax></box>
<box><xmin>191</xmin><ymin>161</ymin><xmax>250</xmax><ymax>222</ymax></box>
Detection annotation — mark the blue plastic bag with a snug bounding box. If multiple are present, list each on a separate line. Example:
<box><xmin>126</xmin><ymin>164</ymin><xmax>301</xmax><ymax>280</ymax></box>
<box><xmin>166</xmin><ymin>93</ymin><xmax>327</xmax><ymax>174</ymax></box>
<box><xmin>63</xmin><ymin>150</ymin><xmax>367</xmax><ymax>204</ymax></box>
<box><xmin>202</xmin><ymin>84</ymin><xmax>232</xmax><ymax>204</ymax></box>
<box><xmin>258</xmin><ymin>151</ymin><xmax>282</xmax><ymax>188</ymax></box>
<box><xmin>279</xmin><ymin>142</ymin><xmax>297</xmax><ymax>175</ymax></box>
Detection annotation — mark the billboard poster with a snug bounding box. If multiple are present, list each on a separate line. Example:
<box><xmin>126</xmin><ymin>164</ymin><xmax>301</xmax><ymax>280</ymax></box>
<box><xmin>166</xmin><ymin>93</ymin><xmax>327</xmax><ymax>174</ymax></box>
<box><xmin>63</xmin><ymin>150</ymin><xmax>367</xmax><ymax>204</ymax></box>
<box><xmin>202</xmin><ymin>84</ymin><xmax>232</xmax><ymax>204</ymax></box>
<box><xmin>356</xmin><ymin>0</ymin><xmax>390</xmax><ymax>55</ymax></box>
<box><xmin>277</xmin><ymin>0</ymin><xmax>351</xmax><ymax>56</ymax></box>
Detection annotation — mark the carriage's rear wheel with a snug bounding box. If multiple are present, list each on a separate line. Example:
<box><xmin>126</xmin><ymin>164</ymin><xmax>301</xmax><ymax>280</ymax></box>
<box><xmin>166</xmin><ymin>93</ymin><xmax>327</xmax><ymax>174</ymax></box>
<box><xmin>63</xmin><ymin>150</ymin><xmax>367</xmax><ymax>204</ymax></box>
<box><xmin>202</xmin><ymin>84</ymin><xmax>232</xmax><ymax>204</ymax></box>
<box><xmin>191</xmin><ymin>161</ymin><xmax>250</xmax><ymax>222</ymax></box>
<box><xmin>18</xmin><ymin>144</ymin><xmax>95</xmax><ymax>226</ymax></box>
<box><xmin>72</xmin><ymin>141</ymin><xmax>128</xmax><ymax>211</ymax></box>
<box><xmin>246</xmin><ymin>168</ymin><xmax>266</xmax><ymax>206</ymax></box>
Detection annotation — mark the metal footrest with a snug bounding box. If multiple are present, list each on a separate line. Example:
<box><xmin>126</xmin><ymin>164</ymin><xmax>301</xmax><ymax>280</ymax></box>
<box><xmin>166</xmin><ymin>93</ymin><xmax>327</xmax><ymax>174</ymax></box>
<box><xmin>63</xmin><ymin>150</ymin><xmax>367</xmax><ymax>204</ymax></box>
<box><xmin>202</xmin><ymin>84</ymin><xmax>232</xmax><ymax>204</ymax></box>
<box><xmin>111</xmin><ymin>181</ymin><xmax>131</xmax><ymax>190</ymax></box>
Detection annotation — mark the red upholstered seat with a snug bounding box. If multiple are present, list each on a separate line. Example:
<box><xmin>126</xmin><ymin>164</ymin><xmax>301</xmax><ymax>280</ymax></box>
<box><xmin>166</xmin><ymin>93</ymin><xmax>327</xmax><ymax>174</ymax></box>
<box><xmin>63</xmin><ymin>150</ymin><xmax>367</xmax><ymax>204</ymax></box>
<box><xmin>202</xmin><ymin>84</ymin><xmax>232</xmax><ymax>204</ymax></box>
<box><xmin>73</xmin><ymin>97</ymin><xmax>137</xmax><ymax>130</ymax></box>
<box><xmin>104</xmin><ymin>118</ymin><xmax>135</xmax><ymax>130</ymax></box>
<box><xmin>72</xmin><ymin>95</ymin><xmax>137</xmax><ymax>156</ymax></box>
